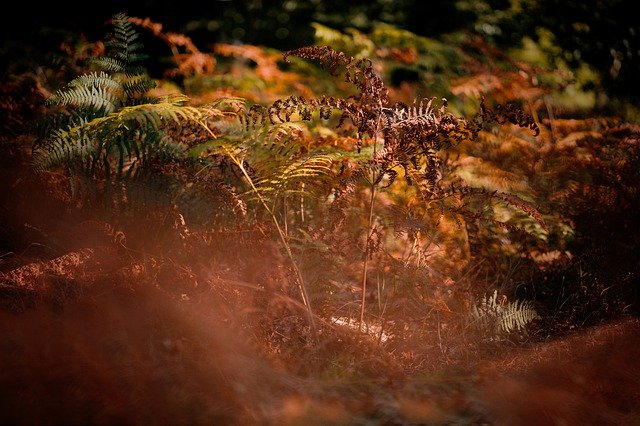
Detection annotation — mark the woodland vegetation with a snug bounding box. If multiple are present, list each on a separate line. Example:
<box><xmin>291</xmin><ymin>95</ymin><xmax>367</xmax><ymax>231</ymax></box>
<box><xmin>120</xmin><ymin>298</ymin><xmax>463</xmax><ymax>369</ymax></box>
<box><xmin>1</xmin><ymin>7</ymin><xmax>639</xmax><ymax>425</ymax></box>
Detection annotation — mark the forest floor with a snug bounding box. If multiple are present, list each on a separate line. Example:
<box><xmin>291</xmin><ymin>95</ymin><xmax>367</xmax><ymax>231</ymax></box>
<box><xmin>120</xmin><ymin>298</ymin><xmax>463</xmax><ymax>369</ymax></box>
<box><xmin>1</xmin><ymin>135</ymin><xmax>640</xmax><ymax>425</ymax></box>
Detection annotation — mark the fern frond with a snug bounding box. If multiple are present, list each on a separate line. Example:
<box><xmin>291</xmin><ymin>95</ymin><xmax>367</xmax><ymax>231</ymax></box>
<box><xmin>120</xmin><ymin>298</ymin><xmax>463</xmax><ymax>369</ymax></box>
<box><xmin>103</xmin><ymin>12</ymin><xmax>147</xmax><ymax>68</ymax></box>
<box><xmin>121</xmin><ymin>73</ymin><xmax>157</xmax><ymax>100</ymax></box>
<box><xmin>468</xmin><ymin>290</ymin><xmax>540</xmax><ymax>335</ymax></box>
<box><xmin>453</xmin><ymin>156</ymin><xmax>532</xmax><ymax>195</ymax></box>
<box><xmin>42</xmin><ymin>12</ymin><xmax>156</xmax><ymax>124</ymax></box>
<box><xmin>32</xmin><ymin>127</ymin><xmax>96</xmax><ymax>172</ymax></box>
<box><xmin>89</xmin><ymin>56</ymin><xmax>127</xmax><ymax>74</ymax></box>
<box><xmin>199</xmin><ymin>112</ymin><xmax>335</xmax><ymax>207</ymax></box>
<box><xmin>499</xmin><ymin>299</ymin><xmax>541</xmax><ymax>333</ymax></box>
<box><xmin>46</xmin><ymin>72</ymin><xmax>123</xmax><ymax>113</ymax></box>
<box><xmin>475</xmin><ymin>97</ymin><xmax>540</xmax><ymax>136</ymax></box>
<box><xmin>32</xmin><ymin>99</ymin><xmax>212</xmax><ymax>175</ymax></box>
<box><xmin>251</xmin><ymin>154</ymin><xmax>335</xmax><ymax>202</ymax></box>
<box><xmin>284</xmin><ymin>46</ymin><xmax>388</xmax><ymax>121</ymax></box>
<box><xmin>437</xmin><ymin>184</ymin><xmax>547</xmax><ymax>231</ymax></box>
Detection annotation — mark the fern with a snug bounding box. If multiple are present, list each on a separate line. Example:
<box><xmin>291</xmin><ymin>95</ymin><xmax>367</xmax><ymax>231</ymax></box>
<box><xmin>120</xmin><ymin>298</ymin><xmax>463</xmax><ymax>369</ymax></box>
<box><xmin>95</xmin><ymin>13</ymin><xmax>149</xmax><ymax>76</ymax></box>
<box><xmin>28</xmin><ymin>15</ymin><xmax>557</xmax><ymax>343</ymax></box>
<box><xmin>45</xmin><ymin>13</ymin><xmax>155</xmax><ymax>116</ymax></box>
<box><xmin>468</xmin><ymin>290</ymin><xmax>540</xmax><ymax>335</ymax></box>
<box><xmin>32</xmin><ymin>14</ymin><xmax>216</xmax><ymax>182</ymax></box>
<box><xmin>30</xmin><ymin>12</ymin><xmax>232</xmax><ymax>231</ymax></box>
<box><xmin>34</xmin><ymin>92</ymin><xmax>209</xmax><ymax>175</ymax></box>
<box><xmin>46</xmin><ymin>72</ymin><xmax>123</xmax><ymax>113</ymax></box>
<box><xmin>278</xmin><ymin>46</ymin><xmax>545</xmax><ymax>323</ymax></box>
<box><xmin>499</xmin><ymin>299</ymin><xmax>541</xmax><ymax>333</ymax></box>
<box><xmin>195</xmin><ymin>101</ymin><xmax>336</xmax><ymax>218</ymax></box>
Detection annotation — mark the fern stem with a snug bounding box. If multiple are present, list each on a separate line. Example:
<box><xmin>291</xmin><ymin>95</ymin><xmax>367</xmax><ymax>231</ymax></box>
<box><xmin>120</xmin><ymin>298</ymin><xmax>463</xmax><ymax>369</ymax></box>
<box><xmin>195</xmin><ymin>116</ymin><xmax>317</xmax><ymax>335</ymax></box>
<box><xmin>359</xmin><ymin>111</ymin><xmax>383</xmax><ymax>332</ymax></box>
<box><xmin>359</xmin><ymin>176</ymin><xmax>376</xmax><ymax>332</ymax></box>
<box><xmin>229</xmin><ymin>149</ymin><xmax>317</xmax><ymax>336</ymax></box>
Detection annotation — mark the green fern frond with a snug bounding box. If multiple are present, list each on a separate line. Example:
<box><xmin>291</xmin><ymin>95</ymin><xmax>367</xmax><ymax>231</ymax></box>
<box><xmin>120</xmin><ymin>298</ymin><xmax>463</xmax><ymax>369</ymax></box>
<box><xmin>33</xmin><ymin>127</ymin><xmax>96</xmax><ymax>172</ymax></box>
<box><xmin>251</xmin><ymin>154</ymin><xmax>335</xmax><ymax>202</ymax></box>
<box><xmin>41</xmin><ymin>12</ymin><xmax>156</xmax><ymax>126</ymax></box>
<box><xmin>121</xmin><ymin>73</ymin><xmax>157</xmax><ymax>100</ymax></box>
<box><xmin>46</xmin><ymin>72</ymin><xmax>123</xmax><ymax>113</ymax></box>
<box><xmin>102</xmin><ymin>12</ymin><xmax>147</xmax><ymax>68</ymax></box>
<box><xmin>32</xmin><ymin>98</ymin><xmax>211</xmax><ymax>175</ymax></box>
<box><xmin>195</xmin><ymin>108</ymin><xmax>336</xmax><ymax>208</ymax></box>
<box><xmin>88</xmin><ymin>56</ymin><xmax>126</xmax><ymax>74</ymax></box>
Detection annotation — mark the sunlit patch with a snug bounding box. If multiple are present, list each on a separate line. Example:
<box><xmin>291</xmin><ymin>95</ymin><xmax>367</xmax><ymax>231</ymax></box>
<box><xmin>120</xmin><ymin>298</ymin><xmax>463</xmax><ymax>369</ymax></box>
<box><xmin>330</xmin><ymin>316</ymin><xmax>392</xmax><ymax>342</ymax></box>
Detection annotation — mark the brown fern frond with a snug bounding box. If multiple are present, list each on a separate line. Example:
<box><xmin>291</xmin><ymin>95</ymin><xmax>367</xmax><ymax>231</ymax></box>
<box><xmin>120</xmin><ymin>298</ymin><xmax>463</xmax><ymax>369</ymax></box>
<box><xmin>245</xmin><ymin>104</ymin><xmax>271</xmax><ymax>129</ymax></box>
<box><xmin>494</xmin><ymin>192</ymin><xmax>547</xmax><ymax>230</ymax></box>
<box><xmin>384</xmin><ymin>98</ymin><xmax>477</xmax><ymax>152</ymax></box>
<box><xmin>283</xmin><ymin>45</ymin><xmax>388</xmax><ymax>136</ymax></box>
<box><xmin>268</xmin><ymin>96</ymin><xmax>313</xmax><ymax>123</ymax></box>
<box><xmin>476</xmin><ymin>97</ymin><xmax>539</xmax><ymax>136</ymax></box>
<box><xmin>213</xmin><ymin>43</ymin><xmax>284</xmax><ymax>82</ymax></box>
<box><xmin>130</xmin><ymin>16</ymin><xmax>216</xmax><ymax>77</ymax></box>
<box><xmin>283</xmin><ymin>46</ymin><xmax>352</xmax><ymax>76</ymax></box>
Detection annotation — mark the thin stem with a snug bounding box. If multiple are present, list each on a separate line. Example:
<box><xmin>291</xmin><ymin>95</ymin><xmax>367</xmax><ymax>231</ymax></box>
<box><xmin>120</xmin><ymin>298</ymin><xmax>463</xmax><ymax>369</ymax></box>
<box><xmin>197</xmin><ymin>118</ymin><xmax>317</xmax><ymax>338</ymax></box>
<box><xmin>230</xmin><ymin>149</ymin><xmax>317</xmax><ymax>336</ymax></box>
<box><xmin>359</xmin><ymin>173</ymin><xmax>376</xmax><ymax>332</ymax></box>
<box><xmin>359</xmin><ymin>112</ymin><xmax>382</xmax><ymax>331</ymax></box>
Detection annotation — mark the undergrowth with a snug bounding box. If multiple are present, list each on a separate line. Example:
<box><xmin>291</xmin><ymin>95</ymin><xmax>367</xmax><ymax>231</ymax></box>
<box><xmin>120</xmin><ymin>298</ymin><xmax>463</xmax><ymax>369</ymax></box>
<box><xmin>1</xmin><ymin>11</ymin><xmax>639</xmax><ymax>424</ymax></box>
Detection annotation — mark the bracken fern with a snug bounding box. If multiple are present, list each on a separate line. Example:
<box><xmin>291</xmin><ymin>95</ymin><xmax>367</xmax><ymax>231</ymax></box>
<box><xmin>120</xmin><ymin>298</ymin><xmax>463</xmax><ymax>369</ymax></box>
<box><xmin>31</xmin><ymin>13</ymin><xmax>219</xmax><ymax>210</ymax></box>
<box><xmin>272</xmin><ymin>45</ymin><xmax>544</xmax><ymax>328</ymax></box>
<box><xmin>468</xmin><ymin>289</ymin><xmax>541</xmax><ymax>336</ymax></box>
